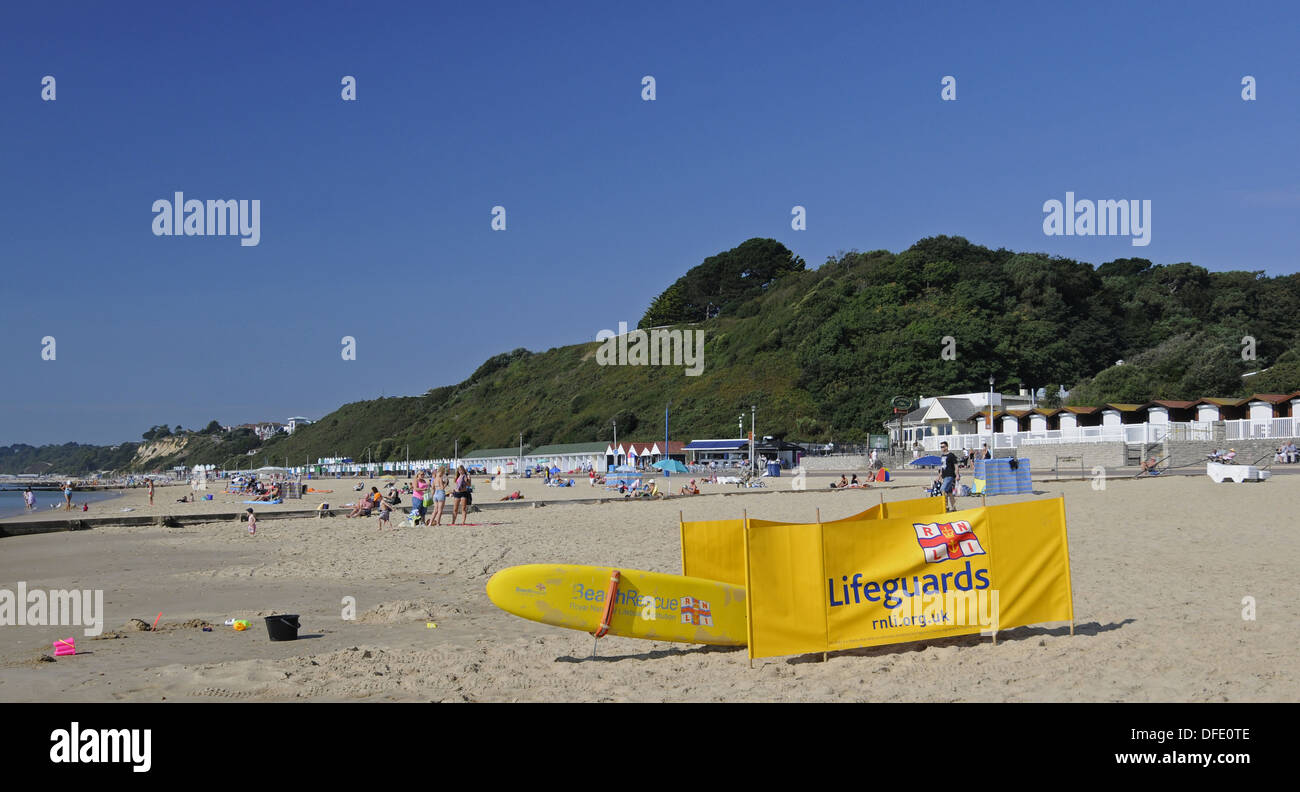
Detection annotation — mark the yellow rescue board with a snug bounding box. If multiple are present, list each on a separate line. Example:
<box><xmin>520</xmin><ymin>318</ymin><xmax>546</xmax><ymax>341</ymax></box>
<box><xmin>486</xmin><ymin>564</ymin><xmax>748</xmax><ymax>646</ymax></box>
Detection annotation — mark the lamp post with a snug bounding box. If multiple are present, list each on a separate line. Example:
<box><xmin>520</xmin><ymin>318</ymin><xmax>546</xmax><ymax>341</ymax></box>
<box><xmin>612</xmin><ymin>418</ymin><xmax>618</xmax><ymax>466</ymax></box>
<box><xmin>988</xmin><ymin>375</ymin><xmax>996</xmax><ymax>450</ymax></box>
<box><xmin>664</xmin><ymin>401</ymin><xmax>670</xmax><ymax>479</ymax></box>
<box><xmin>750</xmin><ymin>404</ymin><xmax>756</xmax><ymax>473</ymax></box>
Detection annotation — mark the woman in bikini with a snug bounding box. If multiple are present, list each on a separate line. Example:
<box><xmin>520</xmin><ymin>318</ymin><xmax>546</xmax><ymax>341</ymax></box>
<box><xmin>451</xmin><ymin>465</ymin><xmax>471</xmax><ymax>525</ymax></box>
<box><xmin>431</xmin><ymin>466</ymin><xmax>448</xmax><ymax>526</ymax></box>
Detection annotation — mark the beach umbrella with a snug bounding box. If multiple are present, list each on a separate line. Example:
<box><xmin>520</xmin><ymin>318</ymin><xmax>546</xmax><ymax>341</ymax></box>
<box><xmin>549</xmin><ymin>466</ymin><xmax>560</xmax><ymax>474</ymax></box>
<box><xmin>908</xmin><ymin>455</ymin><xmax>943</xmax><ymax>467</ymax></box>
<box><xmin>652</xmin><ymin>459</ymin><xmax>688</xmax><ymax>473</ymax></box>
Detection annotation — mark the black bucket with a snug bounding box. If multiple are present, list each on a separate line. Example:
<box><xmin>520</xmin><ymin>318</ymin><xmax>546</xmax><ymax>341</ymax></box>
<box><xmin>265</xmin><ymin>614</ymin><xmax>301</xmax><ymax>641</ymax></box>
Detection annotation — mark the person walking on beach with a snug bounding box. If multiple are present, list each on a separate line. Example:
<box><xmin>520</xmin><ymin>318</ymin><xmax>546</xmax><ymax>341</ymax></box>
<box><xmin>23</xmin><ymin>487</ymin><xmax>36</xmax><ymax>511</ymax></box>
<box><xmin>63</xmin><ymin>481</ymin><xmax>74</xmax><ymax>510</ymax></box>
<box><xmin>147</xmin><ymin>478</ymin><xmax>154</xmax><ymax>506</ymax></box>
<box><xmin>430</xmin><ymin>466</ymin><xmax>447</xmax><ymax>526</ymax></box>
<box><xmin>244</xmin><ymin>508</ymin><xmax>257</xmax><ymax>535</ymax></box>
<box><xmin>451</xmin><ymin>465</ymin><xmax>472</xmax><ymax>525</ymax></box>
<box><xmin>939</xmin><ymin>442</ymin><xmax>960</xmax><ymax>512</ymax></box>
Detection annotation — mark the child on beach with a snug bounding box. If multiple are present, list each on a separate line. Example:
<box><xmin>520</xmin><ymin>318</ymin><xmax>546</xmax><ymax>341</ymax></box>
<box><xmin>378</xmin><ymin>499</ymin><xmax>392</xmax><ymax>530</ymax></box>
<box><xmin>244</xmin><ymin>507</ymin><xmax>257</xmax><ymax>535</ymax></box>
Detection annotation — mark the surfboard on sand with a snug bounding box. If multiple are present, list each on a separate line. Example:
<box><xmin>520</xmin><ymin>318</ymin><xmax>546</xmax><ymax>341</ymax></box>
<box><xmin>486</xmin><ymin>564</ymin><xmax>747</xmax><ymax>646</ymax></box>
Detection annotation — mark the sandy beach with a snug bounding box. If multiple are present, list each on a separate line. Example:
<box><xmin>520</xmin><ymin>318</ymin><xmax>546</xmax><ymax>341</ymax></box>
<box><xmin>0</xmin><ymin>470</ymin><xmax>1295</xmax><ymax>702</ymax></box>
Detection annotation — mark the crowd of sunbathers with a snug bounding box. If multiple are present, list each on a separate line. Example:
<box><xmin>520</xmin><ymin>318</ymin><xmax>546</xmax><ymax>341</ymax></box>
<box><xmin>249</xmin><ymin>482</ymin><xmax>282</xmax><ymax>501</ymax></box>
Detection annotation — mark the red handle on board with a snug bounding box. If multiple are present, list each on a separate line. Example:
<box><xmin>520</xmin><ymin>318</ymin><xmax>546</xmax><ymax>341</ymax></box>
<box><xmin>593</xmin><ymin>569</ymin><xmax>621</xmax><ymax>638</ymax></box>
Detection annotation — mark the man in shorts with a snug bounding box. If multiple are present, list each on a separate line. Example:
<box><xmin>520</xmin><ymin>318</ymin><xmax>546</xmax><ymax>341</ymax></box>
<box><xmin>939</xmin><ymin>442</ymin><xmax>959</xmax><ymax>512</ymax></box>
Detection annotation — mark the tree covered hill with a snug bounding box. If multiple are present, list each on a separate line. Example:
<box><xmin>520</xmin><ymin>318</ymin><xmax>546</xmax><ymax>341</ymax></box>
<box><xmin>243</xmin><ymin>235</ymin><xmax>1300</xmax><ymax>469</ymax></box>
<box><xmin>8</xmin><ymin>235</ymin><xmax>1300</xmax><ymax>474</ymax></box>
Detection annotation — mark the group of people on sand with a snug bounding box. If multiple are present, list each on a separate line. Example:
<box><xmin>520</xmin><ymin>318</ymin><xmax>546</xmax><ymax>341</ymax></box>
<box><xmin>408</xmin><ymin>466</ymin><xmax>475</xmax><ymax>526</ymax></box>
<box><xmin>249</xmin><ymin>481</ymin><xmax>282</xmax><ymax>502</ymax></box>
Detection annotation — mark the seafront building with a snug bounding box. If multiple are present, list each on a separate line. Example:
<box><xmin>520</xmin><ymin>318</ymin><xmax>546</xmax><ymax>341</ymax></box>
<box><xmin>887</xmin><ymin>388</ymin><xmax>1300</xmax><ymax>472</ymax></box>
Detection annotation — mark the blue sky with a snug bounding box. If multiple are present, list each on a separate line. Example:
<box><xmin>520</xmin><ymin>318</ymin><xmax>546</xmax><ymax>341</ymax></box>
<box><xmin>3</xmin><ymin>1</ymin><xmax>1297</xmax><ymax>445</ymax></box>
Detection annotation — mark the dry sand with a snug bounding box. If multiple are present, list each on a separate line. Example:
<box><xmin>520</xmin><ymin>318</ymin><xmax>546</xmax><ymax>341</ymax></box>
<box><xmin>0</xmin><ymin>470</ymin><xmax>1295</xmax><ymax>701</ymax></box>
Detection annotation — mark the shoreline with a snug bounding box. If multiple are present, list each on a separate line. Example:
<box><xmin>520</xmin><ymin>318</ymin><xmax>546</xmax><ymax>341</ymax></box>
<box><xmin>0</xmin><ymin>489</ymin><xmax>124</xmax><ymax>522</ymax></box>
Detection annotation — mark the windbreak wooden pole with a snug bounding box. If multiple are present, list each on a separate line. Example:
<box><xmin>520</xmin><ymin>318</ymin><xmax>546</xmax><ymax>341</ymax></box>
<box><xmin>742</xmin><ymin>509</ymin><xmax>754</xmax><ymax>669</ymax></box>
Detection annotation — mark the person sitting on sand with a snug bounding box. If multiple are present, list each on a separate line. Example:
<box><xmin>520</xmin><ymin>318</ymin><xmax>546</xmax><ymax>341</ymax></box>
<box><xmin>383</xmin><ymin>486</ymin><xmax>401</xmax><ymax>510</ymax></box>
<box><xmin>345</xmin><ymin>487</ymin><xmax>381</xmax><ymax>518</ymax></box>
<box><xmin>1140</xmin><ymin>457</ymin><xmax>1161</xmax><ymax>476</ymax></box>
<box><xmin>679</xmin><ymin>479</ymin><xmax>700</xmax><ymax>496</ymax></box>
<box><xmin>255</xmin><ymin>483</ymin><xmax>282</xmax><ymax>502</ymax></box>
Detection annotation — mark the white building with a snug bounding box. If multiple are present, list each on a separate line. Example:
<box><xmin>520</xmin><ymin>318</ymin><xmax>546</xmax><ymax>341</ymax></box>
<box><xmin>886</xmin><ymin>391</ymin><xmax>1035</xmax><ymax>448</ymax></box>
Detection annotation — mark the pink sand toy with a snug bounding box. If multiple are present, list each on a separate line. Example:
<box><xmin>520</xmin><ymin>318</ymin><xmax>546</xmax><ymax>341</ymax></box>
<box><xmin>53</xmin><ymin>637</ymin><xmax>75</xmax><ymax>656</ymax></box>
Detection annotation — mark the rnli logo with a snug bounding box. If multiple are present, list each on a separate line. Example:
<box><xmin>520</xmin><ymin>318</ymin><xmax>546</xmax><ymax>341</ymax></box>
<box><xmin>913</xmin><ymin>520</ymin><xmax>986</xmax><ymax>563</ymax></box>
<box><xmin>680</xmin><ymin>596</ymin><xmax>713</xmax><ymax>627</ymax></box>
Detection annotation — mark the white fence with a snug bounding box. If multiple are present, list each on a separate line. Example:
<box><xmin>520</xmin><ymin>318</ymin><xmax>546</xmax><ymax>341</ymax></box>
<box><xmin>914</xmin><ymin>420</ymin><xmax>1281</xmax><ymax>452</ymax></box>
<box><xmin>1223</xmin><ymin>417</ymin><xmax>1300</xmax><ymax>441</ymax></box>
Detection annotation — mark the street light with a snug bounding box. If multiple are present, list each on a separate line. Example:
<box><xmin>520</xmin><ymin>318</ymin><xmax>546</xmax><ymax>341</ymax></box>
<box><xmin>750</xmin><ymin>404</ymin><xmax>756</xmax><ymax>473</ymax></box>
<box><xmin>664</xmin><ymin>401</ymin><xmax>671</xmax><ymax>479</ymax></box>
<box><xmin>988</xmin><ymin>375</ymin><xmax>996</xmax><ymax>450</ymax></box>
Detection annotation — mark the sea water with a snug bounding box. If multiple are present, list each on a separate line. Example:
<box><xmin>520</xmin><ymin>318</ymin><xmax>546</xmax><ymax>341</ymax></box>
<box><xmin>0</xmin><ymin>489</ymin><xmax>124</xmax><ymax>519</ymax></box>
